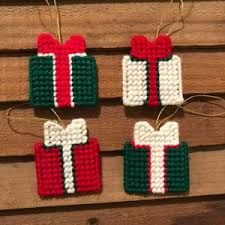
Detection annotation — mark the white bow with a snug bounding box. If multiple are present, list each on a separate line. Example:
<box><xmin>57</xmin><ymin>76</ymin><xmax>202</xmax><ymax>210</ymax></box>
<box><xmin>134</xmin><ymin>121</ymin><xmax>179</xmax><ymax>146</ymax></box>
<box><xmin>44</xmin><ymin>118</ymin><xmax>88</xmax><ymax>148</ymax></box>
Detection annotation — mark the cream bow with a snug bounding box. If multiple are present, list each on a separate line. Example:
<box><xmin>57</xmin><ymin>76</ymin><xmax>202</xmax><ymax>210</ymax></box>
<box><xmin>44</xmin><ymin>118</ymin><xmax>88</xmax><ymax>148</ymax></box>
<box><xmin>134</xmin><ymin>121</ymin><xmax>179</xmax><ymax>146</ymax></box>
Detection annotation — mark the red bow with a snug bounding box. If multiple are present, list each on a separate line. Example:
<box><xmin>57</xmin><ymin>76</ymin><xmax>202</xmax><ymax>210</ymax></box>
<box><xmin>131</xmin><ymin>35</ymin><xmax>172</xmax><ymax>60</ymax></box>
<box><xmin>38</xmin><ymin>33</ymin><xmax>86</xmax><ymax>54</ymax></box>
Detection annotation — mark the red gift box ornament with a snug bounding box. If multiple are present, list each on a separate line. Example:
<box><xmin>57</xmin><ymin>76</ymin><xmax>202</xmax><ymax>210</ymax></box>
<box><xmin>35</xmin><ymin>119</ymin><xmax>101</xmax><ymax>197</ymax></box>
<box><xmin>122</xmin><ymin>35</ymin><xmax>184</xmax><ymax>107</ymax></box>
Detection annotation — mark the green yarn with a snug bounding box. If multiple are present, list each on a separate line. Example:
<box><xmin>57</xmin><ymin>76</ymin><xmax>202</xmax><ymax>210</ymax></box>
<box><xmin>71</xmin><ymin>56</ymin><xmax>98</xmax><ymax>106</ymax></box>
<box><xmin>29</xmin><ymin>55</ymin><xmax>98</xmax><ymax>107</ymax></box>
<box><xmin>165</xmin><ymin>142</ymin><xmax>189</xmax><ymax>192</ymax></box>
<box><xmin>124</xmin><ymin>141</ymin><xmax>189</xmax><ymax>194</ymax></box>
<box><xmin>124</xmin><ymin>142</ymin><xmax>149</xmax><ymax>194</ymax></box>
<box><xmin>29</xmin><ymin>56</ymin><xmax>54</xmax><ymax>107</ymax></box>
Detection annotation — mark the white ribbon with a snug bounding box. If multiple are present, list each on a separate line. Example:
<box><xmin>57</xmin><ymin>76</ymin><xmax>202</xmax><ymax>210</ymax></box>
<box><xmin>44</xmin><ymin>118</ymin><xmax>88</xmax><ymax>194</ymax></box>
<box><xmin>134</xmin><ymin>121</ymin><xmax>179</xmax><ymax>194</ymax></box>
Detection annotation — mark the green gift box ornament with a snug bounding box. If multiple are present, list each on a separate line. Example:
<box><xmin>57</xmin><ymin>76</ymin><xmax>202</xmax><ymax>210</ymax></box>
<box><xmin>124</xmin><ymin>121</ymin><xmax>189</xmax><ymax>194</ymax></box>
<box><xmin>29</xmin><ymin>33</ymin><xmax>98</xmax><ymax>107</ymax></box>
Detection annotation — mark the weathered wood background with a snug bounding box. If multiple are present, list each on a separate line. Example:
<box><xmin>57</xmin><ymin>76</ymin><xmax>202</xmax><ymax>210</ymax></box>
<box><xmin>0</xmin><ymin>0</ymin><xmax>225</xmax><ymax>224</ymax></box>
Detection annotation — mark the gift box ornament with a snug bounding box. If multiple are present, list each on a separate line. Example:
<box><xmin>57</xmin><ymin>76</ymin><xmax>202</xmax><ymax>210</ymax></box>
<box><xmin>124</xmin><ymin>121</ymin><xmax>189</xmax><ymax>194</ymax></box>
<box><xmin>34</xmin><ymin>119</ymin><xmax>101</xmax><ymax>197</ymax></box>
<box><xmin>29</xmin><ymin>33</ymin><xmax>98</xmax><ymax>107</ymax></box>
<box><xmin>122</xmin><ymin>35</ymin><xmax>184</xmax><ymax>107</ymax></box>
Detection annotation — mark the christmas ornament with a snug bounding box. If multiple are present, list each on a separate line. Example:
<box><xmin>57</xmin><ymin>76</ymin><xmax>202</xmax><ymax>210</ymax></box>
<box><xmin>29</xmin><ymin>33</ymin><xmax>98</xmax><ymax>108</ymax></box>
<box><xmin>122</xmin><ymin>35</ymin><xmax>184</xmax><ymax>107</ymax></box>
<box><xmin>34</xmin><ymin>118</ymin><xmax>101</xmax><ymax>197</ymax></box>
<box><xmin>124</xmin><ymin>121</ymin><xmax>189</xmax><ymax>194</ymax></box>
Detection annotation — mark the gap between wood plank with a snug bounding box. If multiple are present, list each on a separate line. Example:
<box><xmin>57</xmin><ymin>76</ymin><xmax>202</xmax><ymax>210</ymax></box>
<box><xmin>1</xmin><ymin>1</ymin><xmax>225</xmax><ymax>49</ymax></box>
<box><xmin>1</xmin><ymin>51</ymin><xmax>225</xmax><ymax>102</ymax></box>
<box><xmin>0</xmin><ymin>144</ymin><xmax>225</xmax><ymax>163</ymax></box>
<box><xmin>0</xmin><ymin>100</ymin><xmax>225</xmax><ymax>155</ymax></box>
<box><xmin>0</xmin><ymin>0</ymin><xmax>217</xmax><ymax>6</ymax></box>
<box><xmin>0</xmin><ymin>150</ymin><xmax>224</xmax><ymax>210</ymax></box>
<box><xmin>2</xmin><ymin>45</ymin><xmax>225</xmax><ymax>56</ymax></box>
<box><xmin>0</xmin><ymin>197</ymin><xmax>225</xmax><ymax>225</ymax></box>
<box><xmin>0</xmin><ymin>194</ymin><xmax>224</xmax><ymax>216</ymax></box>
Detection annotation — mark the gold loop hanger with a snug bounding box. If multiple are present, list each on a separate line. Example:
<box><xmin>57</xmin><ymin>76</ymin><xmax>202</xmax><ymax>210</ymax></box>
<box><xmin>6</xmin><ymin>103</ymin><xmax>65</xmax><ymax>127</ymax></box>
<box><xmin>156</xmin><ymin>0</ymin><xmax>184</xmax><ymax>37</ymax></box>
<box><xmin>155</xmin><ymin>95</ymin><xmax>225</xmax><ymax>130</ymax></box>
<box><xmin>45</xmin><ymin>0</ymin><xmax>63</xmax><ymax>43</ymax></box>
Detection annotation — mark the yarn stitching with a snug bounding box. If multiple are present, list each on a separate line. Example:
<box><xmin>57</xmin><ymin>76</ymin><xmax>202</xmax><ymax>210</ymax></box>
<box><xmin>35</xmin><ymin>119</ymin><xmax>102</xmax><ymax>197</ymax></box>
<box><xmin>124</xmin><ymin>121</ymin><xmax>189</xmax><ymax>194</ymax></box>
<box><xmin>29</xmin><ymin>33</ymin><xmax>98</xmax><ymax>108</ymax></box>
<box><xmin>122</xmin><ymin>35</ymin><xmax>184</xmax><ymax>107</ymax></box>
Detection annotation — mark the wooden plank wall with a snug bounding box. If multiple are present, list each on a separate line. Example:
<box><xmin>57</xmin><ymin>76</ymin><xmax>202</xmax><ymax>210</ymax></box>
<box><xmin>0</xmin><ymin>0</ymin><xmax>225</xmax><ymax>224</ymax></box>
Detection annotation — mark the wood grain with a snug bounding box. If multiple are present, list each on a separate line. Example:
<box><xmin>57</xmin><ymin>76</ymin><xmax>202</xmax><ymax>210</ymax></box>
<box><xmin>1</xmin><ymin>1</ymin><xmax>225</xmax><ymax>50</ymax></box>
<box><xmin>0</xmin><ymin>198</ymin><xmax>225</xmax><ymax>225</ymax></box>
<box><xmin>0</xmin><ymin>0</ymin><xmax>224</xmax><ymax>222</ymax></box>
<box><xmin>0</xmin><ymin>51</ymin><xmax>225</xmax><ymax>102</ymax></box>
<box><xmin>0</xmin><ymin>150</ymin><xmax>225</xmax><ymax>210</ymax></box>
<box><xmin>1</xmin><ymin>102</ymin><xmax>225</xmax><ymax>156</ymax></box>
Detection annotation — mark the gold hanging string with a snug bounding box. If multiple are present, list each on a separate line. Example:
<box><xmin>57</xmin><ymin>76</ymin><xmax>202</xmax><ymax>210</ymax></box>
<box><xmin>166</xmin><ymin>0</ymin><xmax>184</xmax><ymax>36</ymax></box>
<box><xmin>155</xmin><ymin>95</ymin><xmax>225</xmax><ymax>130</ymax></box>
<box><xmin>155</xmin><ymin>0</ymin><xmax>184</xmax><ymax>37</ymax></box>
<box><xmin>45</xmin><ymin>0</ymin><xmax>55</xmax><ymax>33</ymax></box>
<box><xmin>6</xmin><ymin>103</ymin><xmax>65</xmax><ymax>127</ymax></box>
<box><xmin>45</xmin><ymin>0</ymin><xmax>63</xmax><ymax>43</ymax></box>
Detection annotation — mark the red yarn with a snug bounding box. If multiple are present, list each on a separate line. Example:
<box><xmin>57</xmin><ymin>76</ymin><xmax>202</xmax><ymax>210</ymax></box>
<box><xmin>35</xmin><ymin>143</ymin><xmax>64</xmax><ymax>197</ymax></box>
<box><xmin>131</xmin><ymin>35</ymin><xmax>172</xmax><ymax>106</ymax></box>
<box><xmin>74</xmin><ymin>138</ymin><xmax>102</xmax><ymax>192</ymax></box>
<box><xmin>38</xmin><ymin>33</ymin><xmax>86</xmax><ymax>107</ymax></box>
<box><xmin>34</xmin><ymin>138</ymin><xmax>102</xmax><ymax>197</ymax></box>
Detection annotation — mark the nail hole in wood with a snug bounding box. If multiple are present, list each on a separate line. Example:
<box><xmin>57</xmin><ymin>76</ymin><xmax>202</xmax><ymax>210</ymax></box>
<box><xmin>87</xmin><ymin>217</ymin><xmax>99</xmax><ymax>225</ymax></box>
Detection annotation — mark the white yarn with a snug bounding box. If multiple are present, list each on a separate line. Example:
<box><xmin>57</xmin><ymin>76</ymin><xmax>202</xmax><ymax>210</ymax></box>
<box><xmin>134</xmin><ymin>121</ymin><xmax>179</xmax><ymax>194</ymax></box>
<box><xmin>159</xmin><ymin>55</ymin><xmax>184</xmax><ymax>105</ymax></box>
<box><xmin>69</xmin><ymin>53</ymin><xmax>87</xmax><ymax>107</ymax></box>
<box><xmin>122</xmin><ymin>54</ymin><xmax>184</xmax><ymax>106</ymax></box>
<box><xmin>44</xmin><ymin>118</ymin><xmax>88</xmax><ymax>194</ymax></box>
<box><xmin>122</xmin><ymin>55</ymin><xmax>148</xmax><ymax>106</ymax></box>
